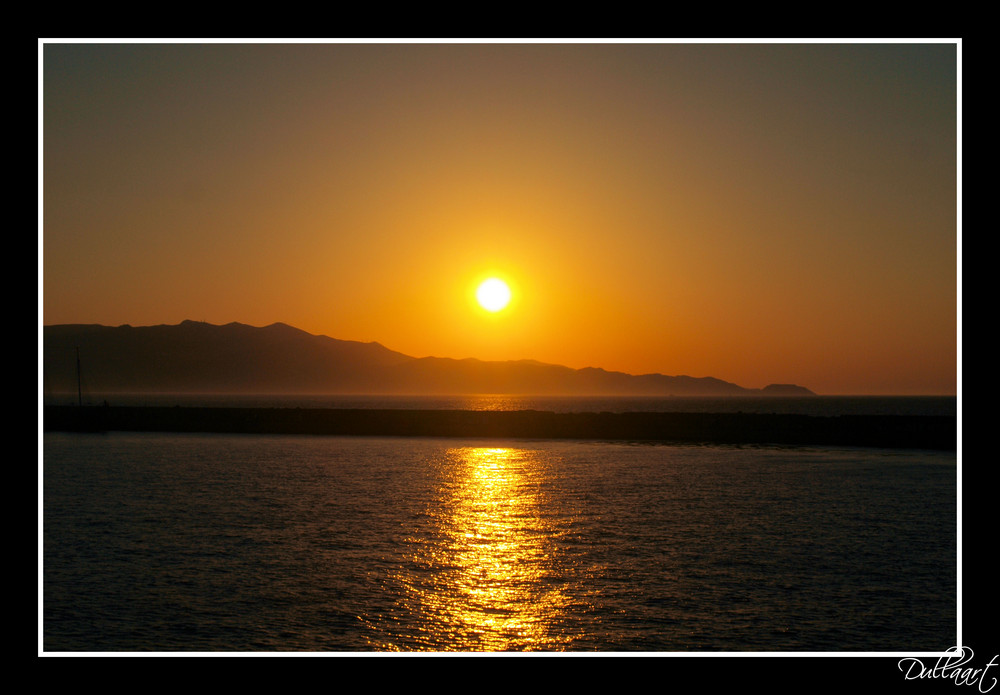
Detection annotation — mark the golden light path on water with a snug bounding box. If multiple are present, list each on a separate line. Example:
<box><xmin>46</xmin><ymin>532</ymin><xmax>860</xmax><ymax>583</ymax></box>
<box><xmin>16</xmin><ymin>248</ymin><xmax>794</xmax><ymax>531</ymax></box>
<box><xmin>369</xmin><ymin>446</ymin><xmax>576</xmax><ymax>651</ymax></box>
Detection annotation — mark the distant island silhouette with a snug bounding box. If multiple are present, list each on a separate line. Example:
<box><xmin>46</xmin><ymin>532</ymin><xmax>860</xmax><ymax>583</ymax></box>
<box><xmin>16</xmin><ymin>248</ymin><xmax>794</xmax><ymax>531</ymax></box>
<box><xmin>43</xmin><ymin>320</ymin><xmax>815</xmax><ymax>397</ymax></box>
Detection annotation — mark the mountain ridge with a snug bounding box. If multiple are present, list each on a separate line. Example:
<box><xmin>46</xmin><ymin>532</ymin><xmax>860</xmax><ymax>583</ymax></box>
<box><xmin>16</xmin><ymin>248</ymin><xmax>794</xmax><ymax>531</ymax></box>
<box><xmin>42</xmin><ymin>320</ymin><xmax>815</xmax><ymax>396</ymax></box>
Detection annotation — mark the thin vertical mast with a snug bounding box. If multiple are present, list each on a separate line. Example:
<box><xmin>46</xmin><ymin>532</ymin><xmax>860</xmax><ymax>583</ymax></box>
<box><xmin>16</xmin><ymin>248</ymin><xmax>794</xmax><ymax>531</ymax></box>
<box><xmin>76</xmin><ymin>346</ymin><xmax>82</xmax><ymax>407</ymax></box>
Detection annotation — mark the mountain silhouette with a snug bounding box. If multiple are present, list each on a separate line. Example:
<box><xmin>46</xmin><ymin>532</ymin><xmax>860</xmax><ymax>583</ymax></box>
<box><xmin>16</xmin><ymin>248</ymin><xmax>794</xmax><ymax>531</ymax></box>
<box><xmin>43</xmin><ymin>320</ymin><xmax>815</xmax><ymax>396</ymax></box>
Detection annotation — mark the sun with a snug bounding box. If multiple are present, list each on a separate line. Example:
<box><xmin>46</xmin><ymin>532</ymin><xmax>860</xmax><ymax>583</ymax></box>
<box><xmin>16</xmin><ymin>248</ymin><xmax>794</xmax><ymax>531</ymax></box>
<box><xmin>476</xmin><ymin>278</ymin><xmax>512</xmax><ymax>312</ymax></box>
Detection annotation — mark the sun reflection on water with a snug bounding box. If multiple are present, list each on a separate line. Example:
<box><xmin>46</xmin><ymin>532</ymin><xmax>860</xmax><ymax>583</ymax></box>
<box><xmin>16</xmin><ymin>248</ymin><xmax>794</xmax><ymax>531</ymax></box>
<box><xmin>368</xmin><ymin>446</ymin><xmax>574</xmax><ymax>651</ymax></box>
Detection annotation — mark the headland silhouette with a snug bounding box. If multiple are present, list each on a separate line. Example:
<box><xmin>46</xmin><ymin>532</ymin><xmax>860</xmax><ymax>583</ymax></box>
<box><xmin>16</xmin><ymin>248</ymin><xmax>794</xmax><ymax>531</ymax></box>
<box><xmin>43</xmin><ymin>320</ymin><xmax>814</xmax><ymax>397</ymax></box>
<box><xmin>41</xmin><ymin>321</ymin><xmax>959</xmax><ymax>450</ymax></box>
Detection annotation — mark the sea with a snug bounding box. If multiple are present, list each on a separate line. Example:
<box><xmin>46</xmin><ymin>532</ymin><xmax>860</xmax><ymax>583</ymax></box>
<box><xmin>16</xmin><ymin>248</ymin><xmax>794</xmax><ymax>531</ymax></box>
<box><xmin>41</xmin><ymin>395</ymin><xmax>958</xmax><ymax>653</ymax></box>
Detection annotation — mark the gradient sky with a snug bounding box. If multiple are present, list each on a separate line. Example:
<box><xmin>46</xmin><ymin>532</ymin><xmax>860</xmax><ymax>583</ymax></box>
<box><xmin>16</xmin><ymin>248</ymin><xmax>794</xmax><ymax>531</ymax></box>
<box><xmin>41</xmin><ymin>40</ymin><xmax>959</xmax><ymax>395</ymax></box>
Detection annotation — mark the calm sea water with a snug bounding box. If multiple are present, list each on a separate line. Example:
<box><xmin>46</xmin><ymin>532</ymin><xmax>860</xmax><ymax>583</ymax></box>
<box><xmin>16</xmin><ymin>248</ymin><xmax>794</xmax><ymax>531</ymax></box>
<box><xmin>42</xmin><ymin>430</ymin><xmax>956</xmax><ymax>652</ymax></box>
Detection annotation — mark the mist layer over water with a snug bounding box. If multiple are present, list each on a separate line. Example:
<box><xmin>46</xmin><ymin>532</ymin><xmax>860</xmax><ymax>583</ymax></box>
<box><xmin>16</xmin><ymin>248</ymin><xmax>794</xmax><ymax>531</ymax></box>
<box><xmin>44</xmin><ymin>393</ymin><xmax>957</xmax><ymax>416</ymax></box>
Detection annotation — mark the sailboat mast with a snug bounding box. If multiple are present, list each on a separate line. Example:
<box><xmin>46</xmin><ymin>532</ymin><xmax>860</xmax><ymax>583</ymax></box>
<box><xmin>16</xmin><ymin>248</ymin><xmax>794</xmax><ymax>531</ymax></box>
<box><xmin>75</xmin><ymin>346</ymin><xmax>82</xmax><ymax>407</ymax></box>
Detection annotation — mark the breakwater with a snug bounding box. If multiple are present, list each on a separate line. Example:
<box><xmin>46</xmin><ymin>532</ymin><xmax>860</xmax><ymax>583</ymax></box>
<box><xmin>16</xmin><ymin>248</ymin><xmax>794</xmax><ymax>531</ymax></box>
<box><xmin>43</xmin><ymin>405</ymin><xmax>957</xmax><ymax>450</ymax></box>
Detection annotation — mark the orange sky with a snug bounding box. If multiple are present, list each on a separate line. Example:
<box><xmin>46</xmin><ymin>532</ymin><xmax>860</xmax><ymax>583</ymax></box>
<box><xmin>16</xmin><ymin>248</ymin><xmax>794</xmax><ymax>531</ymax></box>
<box><xmin>41</xmin><ymin>41</ymin><xmax>959</xmax><ymax>395</ymax></box>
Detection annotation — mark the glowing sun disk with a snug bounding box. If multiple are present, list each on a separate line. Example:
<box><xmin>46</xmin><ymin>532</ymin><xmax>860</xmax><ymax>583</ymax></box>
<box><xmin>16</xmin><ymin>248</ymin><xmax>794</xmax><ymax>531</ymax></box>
<box><xmin>476</xmin><ymin>278</ymin><xmax>511</xmax><ymax>312</ymax></box>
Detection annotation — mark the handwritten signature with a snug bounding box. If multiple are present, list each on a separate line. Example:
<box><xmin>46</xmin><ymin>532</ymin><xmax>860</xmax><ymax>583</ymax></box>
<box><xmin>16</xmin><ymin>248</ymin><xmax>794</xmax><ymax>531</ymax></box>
<box><xmin>899</xmin><ymin>647</ymin><xmax>998</xmax><ymax>692</ymax></box>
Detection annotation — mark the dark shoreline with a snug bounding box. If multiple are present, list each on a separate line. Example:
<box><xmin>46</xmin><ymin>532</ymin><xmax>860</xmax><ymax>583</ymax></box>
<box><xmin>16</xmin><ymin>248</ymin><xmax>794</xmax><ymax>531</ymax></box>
<box><xmin>43</xmin><ymin>405</ymin><xmax>957</xmax><ymax>450</ymax></box>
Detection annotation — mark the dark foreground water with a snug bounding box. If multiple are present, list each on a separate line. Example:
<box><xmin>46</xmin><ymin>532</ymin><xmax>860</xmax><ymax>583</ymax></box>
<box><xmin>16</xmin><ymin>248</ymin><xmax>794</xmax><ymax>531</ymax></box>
<box><xmin>42</xmin><ymin>432</ymin><xmax>956</xmax><ymax>652</ymax></box>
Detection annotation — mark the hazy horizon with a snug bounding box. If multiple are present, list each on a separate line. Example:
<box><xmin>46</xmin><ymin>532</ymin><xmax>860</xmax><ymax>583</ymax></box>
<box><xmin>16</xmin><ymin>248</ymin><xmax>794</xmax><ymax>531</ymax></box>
<box><xmin>42</xmin><ymin>317</ymin><xmax>959</xmax><ymax>396</ymax></box>
<box><xmin>41</xmin><ymin>40</ymin><xmax>959</xmax><ymax>396</ymax></box>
